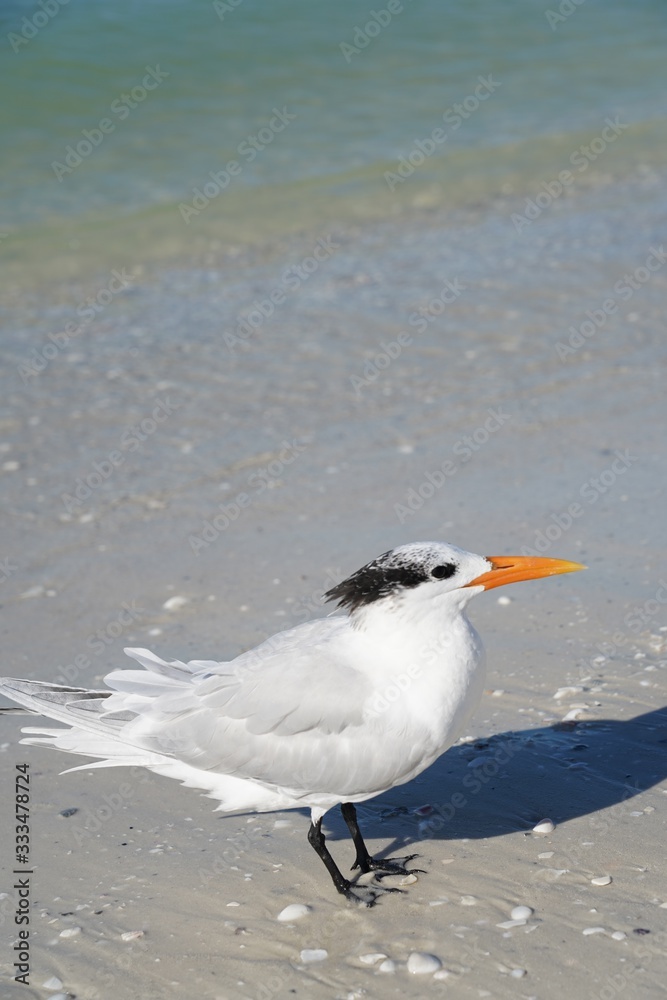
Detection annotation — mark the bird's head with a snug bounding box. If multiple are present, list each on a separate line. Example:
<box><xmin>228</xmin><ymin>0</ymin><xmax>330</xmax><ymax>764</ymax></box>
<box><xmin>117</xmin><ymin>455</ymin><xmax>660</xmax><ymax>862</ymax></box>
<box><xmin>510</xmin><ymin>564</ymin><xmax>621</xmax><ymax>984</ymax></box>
<box><xmin>324</xmin><ymin>541</ymin><xmax>585</xmax><ymax>620</ymax></box>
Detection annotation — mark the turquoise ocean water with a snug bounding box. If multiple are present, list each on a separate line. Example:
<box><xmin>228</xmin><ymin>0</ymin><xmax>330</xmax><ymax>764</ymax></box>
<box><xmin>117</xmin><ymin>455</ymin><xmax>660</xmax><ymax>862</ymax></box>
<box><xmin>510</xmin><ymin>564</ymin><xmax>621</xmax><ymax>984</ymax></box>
<box><xmin>1</xmin><ymin>0</ymin><xmax>666</xmax><ymax>290</ymax></box>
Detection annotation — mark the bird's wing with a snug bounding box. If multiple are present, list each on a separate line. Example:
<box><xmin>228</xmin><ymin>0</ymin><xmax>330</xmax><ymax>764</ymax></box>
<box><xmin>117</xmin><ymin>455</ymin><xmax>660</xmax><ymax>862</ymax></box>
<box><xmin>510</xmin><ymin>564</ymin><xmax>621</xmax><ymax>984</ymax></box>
<box><xmin>193</xmin><ymin>617</ymin><xmax>371</xmax><ymax>737</ymax></box>
<box><xmin>113</xmin><ymin>617</ymin><xmax>392</xmax><ymax>796</ymax></box>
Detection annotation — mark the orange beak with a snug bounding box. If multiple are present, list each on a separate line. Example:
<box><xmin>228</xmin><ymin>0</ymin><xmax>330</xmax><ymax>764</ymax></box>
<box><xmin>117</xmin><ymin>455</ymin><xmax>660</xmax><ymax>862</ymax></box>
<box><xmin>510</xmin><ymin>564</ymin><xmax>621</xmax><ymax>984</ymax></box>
<box><xmin>466</xmin><ymin>555</ymin><xmax>586</xmax><ymax>591</ymax></box>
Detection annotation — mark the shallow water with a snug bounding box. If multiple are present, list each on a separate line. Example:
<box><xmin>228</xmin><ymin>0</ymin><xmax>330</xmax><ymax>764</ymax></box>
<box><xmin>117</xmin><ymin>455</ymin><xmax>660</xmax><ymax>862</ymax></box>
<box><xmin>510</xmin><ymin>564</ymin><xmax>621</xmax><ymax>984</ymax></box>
<box><xmin>1</xmin><ymin>0</ymin><xmax>667</xmax><ymax>288</ymax></box>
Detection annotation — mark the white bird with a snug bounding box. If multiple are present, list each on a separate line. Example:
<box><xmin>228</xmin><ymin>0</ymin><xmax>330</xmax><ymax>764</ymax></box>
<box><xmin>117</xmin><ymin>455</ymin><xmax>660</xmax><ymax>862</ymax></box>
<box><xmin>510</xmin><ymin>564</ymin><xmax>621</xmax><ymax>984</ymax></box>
<box><xmin>0</xmin><ymin>542</ymin><xmax>583</xmax><ymax>905</ymax></box>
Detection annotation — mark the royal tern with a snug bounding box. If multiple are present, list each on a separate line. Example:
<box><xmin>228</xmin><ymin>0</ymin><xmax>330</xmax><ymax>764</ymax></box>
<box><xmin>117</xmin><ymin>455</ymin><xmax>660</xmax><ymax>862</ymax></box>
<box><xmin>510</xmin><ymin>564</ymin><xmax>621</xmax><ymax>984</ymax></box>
<box><xmin>0</xmin><ymin>542</ymin><xmax>584</xmax><ymax>905</ymax></box>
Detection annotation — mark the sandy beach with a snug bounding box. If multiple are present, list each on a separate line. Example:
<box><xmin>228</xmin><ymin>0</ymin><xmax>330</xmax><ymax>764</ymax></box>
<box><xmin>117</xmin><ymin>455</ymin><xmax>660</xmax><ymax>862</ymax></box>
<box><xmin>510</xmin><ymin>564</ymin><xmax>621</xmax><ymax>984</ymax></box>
<box><xmin>2</xmin><ymin>165</ymin><xmax>667</xmax><ymax>999</ymax></box>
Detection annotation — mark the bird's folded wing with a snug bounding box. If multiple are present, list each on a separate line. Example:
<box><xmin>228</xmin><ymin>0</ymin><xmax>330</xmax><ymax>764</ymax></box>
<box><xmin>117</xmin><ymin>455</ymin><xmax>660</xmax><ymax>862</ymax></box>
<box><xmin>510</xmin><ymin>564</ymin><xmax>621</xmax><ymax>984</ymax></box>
<box><xmin>194</xmin><ymin>646</ymin><xmax>369</xmax><ymax>737</ymax></box>
<box><xmin>116</xmin><ymin>620</ymin><xmax>381</xmax><ymax>794</ymax></box>
<box><xmin>180</xmin><ymin>617</ymin><xmax>368</xmax><ymax>736</ymax></box>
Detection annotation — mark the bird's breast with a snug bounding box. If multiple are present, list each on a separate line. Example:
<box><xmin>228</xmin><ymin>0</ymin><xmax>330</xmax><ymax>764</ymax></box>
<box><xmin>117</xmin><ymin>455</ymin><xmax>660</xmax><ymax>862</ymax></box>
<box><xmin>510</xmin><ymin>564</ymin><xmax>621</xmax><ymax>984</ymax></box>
<box><xmin>362</xmin><ymin>613</ymin><xmax>486</xmax><ymax>758</ymax></box>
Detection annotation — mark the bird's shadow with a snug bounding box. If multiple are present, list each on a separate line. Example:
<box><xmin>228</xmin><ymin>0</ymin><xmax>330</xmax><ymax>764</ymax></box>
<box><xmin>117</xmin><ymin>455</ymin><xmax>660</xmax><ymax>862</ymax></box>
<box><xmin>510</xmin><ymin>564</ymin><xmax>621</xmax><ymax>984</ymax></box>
<box><xmin>323</xmin><ymin>706</ymin><xmax>667</xmax><ymax>857</ymax></box>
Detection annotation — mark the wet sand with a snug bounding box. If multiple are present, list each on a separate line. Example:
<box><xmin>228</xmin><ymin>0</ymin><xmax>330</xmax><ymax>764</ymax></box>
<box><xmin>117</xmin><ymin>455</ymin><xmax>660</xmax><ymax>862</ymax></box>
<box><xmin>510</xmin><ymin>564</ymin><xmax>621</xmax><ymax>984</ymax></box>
<box><xmin>1</xmin><ymin>172</ymin><xmax>667</xmax><ymax>998</ymax></box>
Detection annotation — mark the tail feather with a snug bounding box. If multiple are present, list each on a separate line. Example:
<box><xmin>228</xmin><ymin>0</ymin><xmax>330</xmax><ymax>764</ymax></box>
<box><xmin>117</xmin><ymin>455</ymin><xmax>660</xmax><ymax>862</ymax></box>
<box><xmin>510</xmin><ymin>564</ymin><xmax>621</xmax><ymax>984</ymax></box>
<box><xmin>0</xmin><ymin>671</ymin><xmax>188</xmax><ymax>770</ymax></box>
<box><xmin>123</xmin><ymin>646</ymin><xmax>223</xmax><ymax>678</ymax></box>
<box><xmin>1</xmin><ymin>662</ymin><xmax>298</xmax><ymax>815</ymax></box>
<box><xmin>20</xmin><ymin>725</ymin><xmax>169</xmax><ymax>771</ymax></box>
<box><xmin>105</xmin><ymin>668</ymin><xmax>187</xmax><ymax>697</ymax></box>
<box><xmin>123</xmin><ymin>647</ymin><xmax>194</xmax><ymax>679</ymax></box>
<box><xmin>0</xmin><ymin>648</ymin><xmax>223</xmax><ymax>776</ymax></box>
<box><xmin>0</xmin><ymin>678</ymin><xmax>113</xmax><ymax>729</ymax></box>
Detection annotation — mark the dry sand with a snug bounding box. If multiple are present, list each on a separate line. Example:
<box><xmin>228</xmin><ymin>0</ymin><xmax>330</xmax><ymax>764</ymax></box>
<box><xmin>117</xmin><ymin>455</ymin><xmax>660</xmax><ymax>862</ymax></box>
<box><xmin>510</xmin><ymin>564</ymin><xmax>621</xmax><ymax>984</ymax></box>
<box><xmin>1</xmin><ymin>176</ymin><xmax>667</xmax><ymax>998</ymax></box>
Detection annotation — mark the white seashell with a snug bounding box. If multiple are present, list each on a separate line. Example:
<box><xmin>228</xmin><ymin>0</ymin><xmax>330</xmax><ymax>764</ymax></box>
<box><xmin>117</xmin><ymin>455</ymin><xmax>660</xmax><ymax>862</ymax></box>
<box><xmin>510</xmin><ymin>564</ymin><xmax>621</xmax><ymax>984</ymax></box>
<box><xmin>532</xmin><ymin>819</ymin><xmax>555</xmax><ymax>834</ymax></box>
<box><xmin>120</xmin><ymin>930</ymin><xmax>144</xmax><ymax>941</ymax></box>
<box><xmin>496</xmin><ymin>919</ymin><xmax>527</xmax><ymax>929</ymax></box>
<box><xmin>510</xmin><ymin>905</ymin><xmax>533</xmax><ymax>921</ymax></box>
<box><xmin>42</xmin><ymin>978</ymin><xmax>64</xmax><ymax>991</ymax></box>
<box><xmin>162</xmin><ymin>595</ymin><xmax>188</xmax><ymax>611</ymax></box>
<box><xmin>400</xmin><ymin>873</ymin><xmax>418</xmax><ymax>885</ymax></box>
<box><xmin>511</xmin><ymin>968</ymin><xmax>527</xmax><ymax>978</ymax></box>
<box><xmin>407</xmin><ymin>952</ymin><xmax>442</xmax><ymax>974</ymax></box>
<box><xmin>497</xmin><ymin>596</ymin><xmax>512</xmax><ymax>605</ymax></box>
<box><xmin>59</xmin><ymin>926</ymin><xmax>81</xmax><ymax>938</ymax></box>
<box><xmin>277</xmin><ymin>903</ymin><xmax>311</xmax><ymax>922</ymax></box>
<box><xmin>460</xmin><ymin>894</ymin><xmax>477</xmax><ymax>905</ymax></box>
<box><xmin>300</xmin><ymin>948</ymin><xmax>327</xmax><ymax>963</ymax></box>
<box><xmin>359</xmin><ymin>953</ymin><xmax>387</xmax><ymax>965</ymax></box>
<box><xmin>377</xmin><ymin>959</ymin><xmax>396</xmax><ymax>973</ymax></box>
<box><xmin>553</xmin><ymin>686</ymin><xmax>584</xmax><ymax>700</ymax></box>
<box><xmin>591</xmin><ymin>875</ymin><xmax>612</xmax><ymax>886</ymax></box>
<box><xmin>582</xmin><ymin>926</ymin><xmax>606</xmax><ymax>935</ymax></box>
<box><xmin>611</xmin><ymin>931</ymin><xmax>626</xmax><ymax>940</ymax></box>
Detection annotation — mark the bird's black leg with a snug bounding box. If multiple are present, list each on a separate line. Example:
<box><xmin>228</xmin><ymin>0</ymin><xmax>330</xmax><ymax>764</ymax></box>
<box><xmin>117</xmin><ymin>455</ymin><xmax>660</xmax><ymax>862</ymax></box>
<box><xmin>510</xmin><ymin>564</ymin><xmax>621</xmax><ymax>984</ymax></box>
<box><xmin>307</xmin><ymin>818</ymin><xmax>400</xmax><ymax>906</ymax></box>
<box><xmin>340</xmin><ymin>802</ymin><xmax>425</xmax><ymax>879</ymax></box>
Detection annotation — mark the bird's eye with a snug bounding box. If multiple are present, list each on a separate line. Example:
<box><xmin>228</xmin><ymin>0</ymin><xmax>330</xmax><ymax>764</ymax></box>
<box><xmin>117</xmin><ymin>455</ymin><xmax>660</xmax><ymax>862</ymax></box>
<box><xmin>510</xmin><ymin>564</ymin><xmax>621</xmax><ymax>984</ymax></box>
<box><xmin>431</xmin><ymin>563</ymin><xmax>456</xmax><ymax>580</ymax></box>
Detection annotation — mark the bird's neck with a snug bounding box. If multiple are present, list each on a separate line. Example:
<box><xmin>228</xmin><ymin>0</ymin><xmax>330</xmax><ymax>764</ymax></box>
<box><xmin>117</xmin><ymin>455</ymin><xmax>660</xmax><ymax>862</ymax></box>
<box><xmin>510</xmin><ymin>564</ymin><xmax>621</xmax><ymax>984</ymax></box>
<box><xmin>351</xmin><ymin>594</ymin><xmax>479</xmax><ymax>664</ymax></box>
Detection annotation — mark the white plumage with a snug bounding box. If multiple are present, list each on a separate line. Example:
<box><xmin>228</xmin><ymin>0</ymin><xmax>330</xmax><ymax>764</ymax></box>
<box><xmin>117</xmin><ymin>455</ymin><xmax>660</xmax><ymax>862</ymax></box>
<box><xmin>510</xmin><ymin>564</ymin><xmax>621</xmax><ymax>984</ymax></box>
<box><xmin>0</xmin><ymin>541</ymin><xmax>583</xmax><ymax>904</ymax></box>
